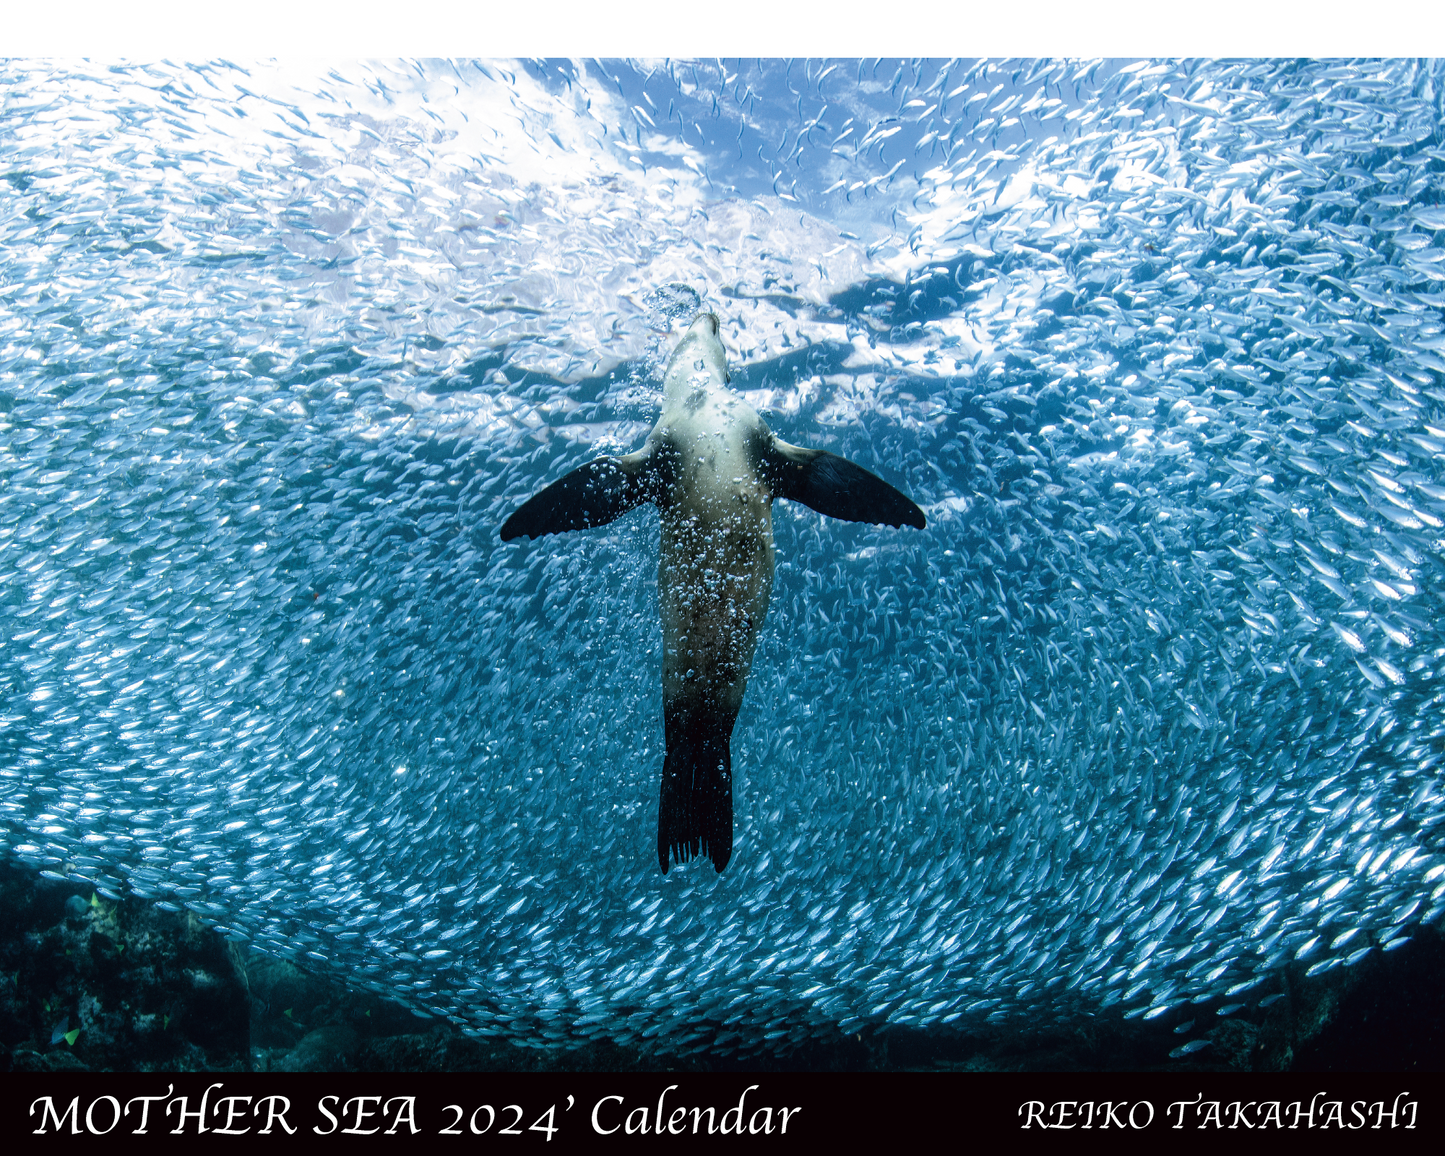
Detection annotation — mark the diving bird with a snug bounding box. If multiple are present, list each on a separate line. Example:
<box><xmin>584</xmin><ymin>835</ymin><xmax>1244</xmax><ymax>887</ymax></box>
<box><xmin>500</xmin><ymin>312</ymin><xmax>926</xmax><ymax>873</ymax></box>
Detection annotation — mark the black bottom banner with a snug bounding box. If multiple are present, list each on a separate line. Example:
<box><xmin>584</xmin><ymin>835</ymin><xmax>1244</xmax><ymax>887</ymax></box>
<box><xmin>3</xmin><ymin>1071</ymin><xmax>1436</xmax><ymax>1146</ymax></box>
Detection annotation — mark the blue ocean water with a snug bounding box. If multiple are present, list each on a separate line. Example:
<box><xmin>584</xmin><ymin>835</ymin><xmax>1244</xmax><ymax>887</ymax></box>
<box><xmin>1</xmin><ymin>58</ymin><xmax>1443</xmax><ymax>1058</ymax></box>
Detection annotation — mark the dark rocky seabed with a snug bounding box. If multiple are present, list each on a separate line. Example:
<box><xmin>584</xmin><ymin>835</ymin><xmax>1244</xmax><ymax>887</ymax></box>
<box><xmin>3</xmin><ymin>859</ymin><xmax>1439</xmax><ymax>1073</ymax></box>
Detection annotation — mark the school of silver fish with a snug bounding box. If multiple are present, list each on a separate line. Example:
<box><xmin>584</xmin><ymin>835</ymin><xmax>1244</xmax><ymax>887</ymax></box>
<box><xmin>1</xmin><ymin>58</ymin><xmax>1443</xmax><ymax>1058</ymax></box>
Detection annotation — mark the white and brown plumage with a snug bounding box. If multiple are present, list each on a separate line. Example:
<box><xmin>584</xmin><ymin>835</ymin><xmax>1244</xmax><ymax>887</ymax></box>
<box><xmin>501</xmin><ymin>313</ymin><xmax>925</xmax><ymax>873</ymax></box>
